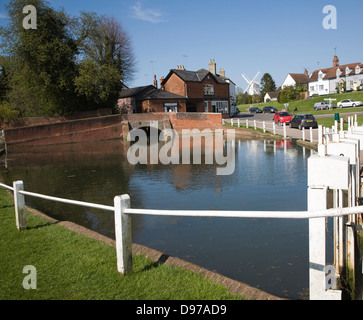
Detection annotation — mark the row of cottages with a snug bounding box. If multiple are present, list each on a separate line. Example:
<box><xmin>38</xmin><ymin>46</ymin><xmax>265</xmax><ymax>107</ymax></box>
<box><xmin>117</xmin><ymin>60</ymin><xmax>236</xmax><ymax>118</ymax></box>
<box><xmin>308</xmin><ymin>56</ymin><xmax>363</xmax><ymax>96</ymax></box>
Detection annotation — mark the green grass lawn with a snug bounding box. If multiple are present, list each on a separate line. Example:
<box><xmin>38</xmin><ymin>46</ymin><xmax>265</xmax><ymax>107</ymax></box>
<box><xmin>238</xmin><ymin>91</ymin><xmax>363</xmax><ymax>116</ymax></box>
<box><xmin>316</xmin><ymin>114</ymin><xmax>363</xmax><ymax>129</ymax></box>
<box><xmin>0</xmin><ymin>188</ymin><xmax>245</xmax><ymax>300</ymax></box>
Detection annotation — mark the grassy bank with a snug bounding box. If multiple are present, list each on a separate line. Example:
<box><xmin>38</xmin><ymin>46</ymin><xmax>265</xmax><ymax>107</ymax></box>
<box><xmin>238</xmin><ymin>91</ymin><xmax>363</xmax><ymax>116</ymax></box>
<box><xmin>0</xmin><ymin>188</ymin><xmax>244</xmax><ymax>300</ymax></box>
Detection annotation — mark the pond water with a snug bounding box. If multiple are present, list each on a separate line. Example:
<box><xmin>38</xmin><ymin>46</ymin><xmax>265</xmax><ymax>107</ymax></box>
<box><xmin>0</xmin><ymin>137</ymin><xmax>332</xmax><ymax>299</ymax></box>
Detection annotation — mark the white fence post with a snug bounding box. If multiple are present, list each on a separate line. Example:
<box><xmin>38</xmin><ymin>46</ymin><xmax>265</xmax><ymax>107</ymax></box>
<box><xmin>263</xmin><ymin>121</ymin><xmax>266</xmax><ymax>133</ymax></box>
<box><xmin>254</xmin><ymin>120</ymin><xmax>257</xmax><ymax>130</ymax></box>
<box><xmin>237</xmin><ymin>119</ymin><xmax>240</xmax><ymax>128</ymax></box>
<box><xmin>13</xmin><ymin>181</ymin><xmax>26</xmax><ymax>231</ymax></box>
<box><xmin>246</xmin><ymin>119</ymin><xmax>249</xmax><ymax>129</ymax></box>
<box><xmin>273</xmin><ymin>122</ymin><xmax>276</xmax><ymax>135</ymax></box>
<box><xmin>283</xmin><ymin>123</ymin><xmax>286</xmax><ymax>139</ymax></box>
<box><xmin>302</xmin><ymin>127</ymin><xmax>305</xmax><ymax>141</ymax></box>
<box><xmin>231</xmin><ymin>119</ymin><xmax>233</xmax><ymax>127</ymax></box>
<box><xmin>114</xmin><ymin>194</ymin><xmax>132</xmax><ymax>275</ymax></box>
<box><xmin>310</xmin><ymin>127</ymin><xmax>313</xmax><ymax>143</ymax></box>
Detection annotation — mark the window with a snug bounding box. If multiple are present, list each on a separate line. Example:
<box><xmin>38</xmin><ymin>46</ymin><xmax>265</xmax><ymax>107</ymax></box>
<box><xmin>319</xmin><ymin>85</ymin><xmax>324</xmax><ymax>91</ymax></box>
<box><xmin>215</xmin><ymin>101</ymin><xmax>228</xmax><ymax>114</ymax></box>
<box><xmin>356</xmin><ymin>66</ymin><xmax>361</xmax><ymax>74</ymax></box>
<box><xmin>310</xmin><ymin>86</ymin><xmax>315</xmax><ymax>92</ymax></box>
<box><xmin>164</xmin><ymin>103</ymin><xmax>178</xmax><ymax>113</ymax></box>
<box><xmin>204</xmin><ymin>84</ymin><xmax>214</xmax><ymax>96</ymax></box>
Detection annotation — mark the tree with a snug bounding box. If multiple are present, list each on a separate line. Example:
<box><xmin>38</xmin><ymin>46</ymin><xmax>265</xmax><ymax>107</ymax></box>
<box><xmin>0</xmin><ymin>1</ymin><xmax>137</xmax><ymax>116</ymax></box>
<box><xmin>277</xmin><ymin>86</ymin><xmax>300</xmax><ymax>104</ymax></box>
<box><xmin>1</xmin><ymin>0</ymin><xmax>79</xmax><ymax>116</ymax></box>
<box><xmin>75</xmin><ymin>16</ymin><xmax>137</xmax><ymax>109</ymax></box>
<box><xmin>259</xmin><ymin>73</ymin><xmax>276</xmax><ymax>100</ymax></box>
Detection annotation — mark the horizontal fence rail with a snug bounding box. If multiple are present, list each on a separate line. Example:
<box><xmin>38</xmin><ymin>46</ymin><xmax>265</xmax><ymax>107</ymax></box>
<box><xmin>124</xmin><ymin>206</ymin><xmax>363</xmax><ymax>219</ymax></box>
<box><xmin>18</xmin><ymin>189</ymin><xmax>114</xmax><ymax>212</ymax></box>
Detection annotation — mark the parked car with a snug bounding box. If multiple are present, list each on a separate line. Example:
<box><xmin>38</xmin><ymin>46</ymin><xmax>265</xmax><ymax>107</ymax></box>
<box><xmin>338</xmin><ymin>99</ymin><xmax>363</xmax><ymax>108</ymax></box>
<box><xmin>249</xmin><ymin>106</ymin><xmax>262</xmax><ymax>113</ymax></box>
<box><xmin>290</xmin><ymin>114</ymin><xmax>318</xmax><ymax>130</ymax></box>
<box><xmin>314</xmin><ymin>102</ymin><xmax>336</xmax><ymax>110</ymax></box>
<box><xmin>273</xmin><ymin>111</ymin><xmax>293</xmax><ymax>125</ymax></box>
<box><xmin>263</xmin><ymin>106</ymin><xmax>278</xmax><ymax>113</ymax></box>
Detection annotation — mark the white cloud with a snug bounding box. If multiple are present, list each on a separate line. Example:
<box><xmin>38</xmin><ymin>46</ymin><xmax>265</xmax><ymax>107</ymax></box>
<box><xmin>130</xmin><ymin>2</ymin><xmax>167</xmax><ymax>23</ymax></box>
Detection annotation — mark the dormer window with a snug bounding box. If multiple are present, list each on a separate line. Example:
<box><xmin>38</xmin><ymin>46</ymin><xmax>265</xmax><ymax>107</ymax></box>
<box><xmin>345</xmin><ymin>67</ymin><xmax>351</xmax><ymax>75</ymax></box>
<box><xmin>336</xmin><ymin>68</ymin><xmax>342</xmax><ymax>78</ymax></box>
<box><xmin>356</xmin><ymin>66</ymin><xmax>361</xmax><ymax>74</ymax></box>
<box><xmin>318</xmin><ymin>71</ymin><xmax>324</xmax><ymax>81</ymax></box>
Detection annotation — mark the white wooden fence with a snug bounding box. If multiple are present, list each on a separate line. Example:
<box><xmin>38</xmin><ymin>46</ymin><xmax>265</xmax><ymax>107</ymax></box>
<box><xmin>224</xmin><ymin>114</ymin><xmax>359</xmax><ymax>144</ymax></box>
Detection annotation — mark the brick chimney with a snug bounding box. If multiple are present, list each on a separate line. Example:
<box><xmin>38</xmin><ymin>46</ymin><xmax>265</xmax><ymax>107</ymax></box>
<box><xmin>304</xmin><ymin>69</ymin><xmax>308</xmax><ymax>76</ymax></box>
<box><xmin>153</xmin><ymin>75</ymin><xmax>157</xmax><ymax>88</ymax></box>
<box><xmin>160</xmin><ymin>76</ymin><xmax>165</xmax><ymax>90</ymax></box>
<box><xmin>219</xmin><ymin>68</ymin><xmax>225</xmax><ymax>78</ymax></box>
<box><xmin>333</xmin><ymin>55</ymin><xmax>339</xmax><ymax>68</ymax></box>
<box><xmin>208</xmin><ymin>59</ymin><xmax>216</xmax><ymax>75</ymax></box>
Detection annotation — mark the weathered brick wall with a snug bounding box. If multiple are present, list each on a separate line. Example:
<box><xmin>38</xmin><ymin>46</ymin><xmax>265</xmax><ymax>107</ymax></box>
<box><xmin>1</xmin><ymin>109</ymin><xmax>113</xmax><ymax>129</ymax></box>
<box><xmin>169</xmin><ymin>113</ymin><xmax>222</xmax><ymax>131</ymax></box>
<box><xmin>4</xmin><ymin>115</ymin><xmax>123</xmax><ymax>150</ymax></box>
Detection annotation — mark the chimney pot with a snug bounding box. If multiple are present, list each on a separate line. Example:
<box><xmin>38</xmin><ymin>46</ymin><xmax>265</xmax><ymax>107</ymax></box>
<box><xmin>333</xmin><ymin>55</ymin><xmax>339</xmax><ymax>68</ymax></box>
<box><xmin>153</xmin><ymin>75</ymin><xmax>157</xmax><ymax>88</ymax></box>
<box><xmin>208</xmin><ymin>59</ymin><xmax>216</xmax><ymax>75</ymax></box>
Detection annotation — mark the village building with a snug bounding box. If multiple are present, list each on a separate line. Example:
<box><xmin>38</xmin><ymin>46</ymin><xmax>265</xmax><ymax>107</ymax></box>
<box><xmin>308</xmin><ymin>56</ymin><xmax>363</xmax><ymax>96</ymax></box>
<box><xmin>117</xmin><ymin>84</ymin><xmax>187</xmax><ymax>114</ymax></box>
<box><xmin>264</xmin><ymin>91</ymin><xmax>279</xmax><ymax>103</ymax></box>
<box><xmin>118</xmin><ymin>60</ymin><xmax>235</xmax><ymax>118</ymax></box>
<box><xmin>281</xmin><ymin>70</ymin><xmax>310</xmax><ymax>89</ymax></box>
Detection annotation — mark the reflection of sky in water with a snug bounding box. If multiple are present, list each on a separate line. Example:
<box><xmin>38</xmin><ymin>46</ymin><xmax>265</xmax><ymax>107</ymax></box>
<box><xmin>0</xmin><ymin>139</ymin><xmax>317</xmax><ymax>299</ymax></box>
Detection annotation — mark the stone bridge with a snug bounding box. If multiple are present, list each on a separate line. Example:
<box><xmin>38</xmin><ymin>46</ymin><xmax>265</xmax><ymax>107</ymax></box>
<box><xmin>121</xmin><ymin>112</ymin><xmax>223</xmax><ymax>139</ymax></box>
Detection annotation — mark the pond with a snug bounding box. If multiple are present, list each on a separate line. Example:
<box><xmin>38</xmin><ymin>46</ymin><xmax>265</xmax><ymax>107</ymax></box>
<box><xmin>0</xmin><ymin>137</ymin><xmax>331</xmax><ymax>299</ymax></box>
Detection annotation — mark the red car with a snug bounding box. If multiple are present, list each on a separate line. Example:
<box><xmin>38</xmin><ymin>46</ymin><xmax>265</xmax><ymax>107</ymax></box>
<box><xmin>273</xmin><ymin>111</ymin><xmax>293</xmax><ymax>125</ymax></box>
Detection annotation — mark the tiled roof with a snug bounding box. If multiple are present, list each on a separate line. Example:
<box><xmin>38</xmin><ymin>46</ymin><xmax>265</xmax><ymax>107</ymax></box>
<box><xmin>138</xmin><ymin>89</ymin><xmax>186</xmax><ymax>100</ymax></box>
<box><xmin>289</xmin><ymin>73</ymin><xmax>310</xmax><ymax>84</ymax></box>
<box><xmin>118</xmin><ymin>85</ymin><xmax>186</xmax><ymax>100</ymax></box>
<box><xmin>309</xmin><ymin>62</ymin><xmax>363</xmax><ymax>81</ymax></box>
<box><xmin>118</xmin><ymin>86</ymin><xmax>154</xmax><ymax>98</ymax></box>
<box><xmin>164</xmin><ymin>68</ymin><xmax>229</xmax><ymax>84</ymax></box>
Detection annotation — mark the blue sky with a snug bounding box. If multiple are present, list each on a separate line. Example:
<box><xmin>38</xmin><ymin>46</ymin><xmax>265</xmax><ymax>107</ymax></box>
<box><xmin>1</xmin><ymin>0</ymin><xmax>363</xmax><ymax>91</ymax></box>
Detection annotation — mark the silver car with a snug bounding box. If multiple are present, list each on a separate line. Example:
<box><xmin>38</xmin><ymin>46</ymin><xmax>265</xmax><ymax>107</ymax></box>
<box><xmin>338</xmin><ymin>99</ymin><xmax>363</xmax><ymax>108</ymax></box>
<box><xmin>314</xmin><ymin>102</ymin><xmax>335</xmax><ymax>110</ymax></box>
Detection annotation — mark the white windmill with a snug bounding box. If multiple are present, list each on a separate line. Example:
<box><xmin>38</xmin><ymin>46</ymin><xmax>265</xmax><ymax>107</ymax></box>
<box><xmin>242</xmin><ymin>72</ymin><xmax>261</xmax><ymax>95</ymax></box>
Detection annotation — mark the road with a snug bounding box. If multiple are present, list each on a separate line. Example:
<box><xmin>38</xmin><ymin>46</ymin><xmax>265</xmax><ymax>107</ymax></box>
<box><xmin>227</xmin><ymin>110</ymin><xmax>363</xmax><ymax>141</ymax></box>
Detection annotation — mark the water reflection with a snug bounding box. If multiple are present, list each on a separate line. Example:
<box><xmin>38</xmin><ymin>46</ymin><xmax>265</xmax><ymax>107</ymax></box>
<box><xmin>1</xmin><ymin>138</ymin><xmax>316</xmax><ymax>299</ymax></box>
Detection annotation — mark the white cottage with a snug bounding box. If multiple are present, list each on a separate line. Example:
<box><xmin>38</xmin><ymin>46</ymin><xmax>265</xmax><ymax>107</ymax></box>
<box><xmin>281</xmin><ymin>70</ymin><xmax>310</xmax><ymax>89</ymax></box>
<box><xmin>308</xmin><ymin>56</ymin><xmax>363</xmax><ymax>96</ymax></box>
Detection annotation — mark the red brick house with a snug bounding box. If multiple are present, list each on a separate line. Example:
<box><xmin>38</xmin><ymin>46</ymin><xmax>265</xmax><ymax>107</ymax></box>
<box><xmin>118</xmin><ymin>60</ymin><xmax>232</xmax><ymax>118</ymax></box>
<box><xmin>161</xmin><ymin>60</ymin><xmax>231</xmax><ymax>117</ymax></box>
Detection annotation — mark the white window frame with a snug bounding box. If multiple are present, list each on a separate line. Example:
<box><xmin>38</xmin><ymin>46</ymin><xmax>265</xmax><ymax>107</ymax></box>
<box><xmin>213</xmin><ymin>101</ymin><xmax>228</xmax><ymax>114</ymax></box>
<box><xmin>164</xmin><ymin>103</ymin><xmax>178</xmax><ymax>113</ymax></box>
<box><xmin>204</xmin><ymin>84</ymin><xmax>214</xmax><ymax>96</ymax></box>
